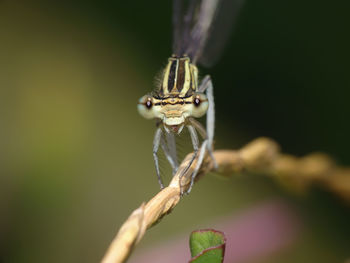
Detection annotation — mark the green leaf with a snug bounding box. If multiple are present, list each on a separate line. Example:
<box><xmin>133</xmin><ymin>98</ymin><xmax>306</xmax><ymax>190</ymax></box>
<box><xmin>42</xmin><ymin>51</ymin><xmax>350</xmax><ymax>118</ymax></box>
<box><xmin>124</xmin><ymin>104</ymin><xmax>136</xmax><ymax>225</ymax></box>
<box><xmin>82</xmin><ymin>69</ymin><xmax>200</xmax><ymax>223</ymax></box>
<box><xmin>189</xmin><ymin>229</ymin><xmax>226</xmax><ymax>263</ymax></box>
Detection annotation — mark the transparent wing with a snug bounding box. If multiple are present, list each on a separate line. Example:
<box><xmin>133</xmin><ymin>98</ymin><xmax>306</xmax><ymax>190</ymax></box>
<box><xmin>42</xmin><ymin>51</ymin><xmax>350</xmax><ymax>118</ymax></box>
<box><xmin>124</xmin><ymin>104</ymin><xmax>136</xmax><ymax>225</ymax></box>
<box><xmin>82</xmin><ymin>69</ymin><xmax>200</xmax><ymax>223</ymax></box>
<box><xmin>198</xmin><ymin>0</ymin><xmax>245</xmax><ymax>67</ymax></box>
<box><xmin>172</xmin><ymin>0</ymin><xmax>245</xmax><ymax>67</ymax></box>
<box><xmin>184</xmin><ymin>0</ymin><xmax>220</xmax><ymax>64</ymax></box>
<box><xmin>172</xmin><ymin>0</ymin><xmax>200</xmax><ymax>56</ymax></box>
<box><xmin>172</xmin><ymin>0</ymin><xmax>184</xmax><ymax>55</ymax></box>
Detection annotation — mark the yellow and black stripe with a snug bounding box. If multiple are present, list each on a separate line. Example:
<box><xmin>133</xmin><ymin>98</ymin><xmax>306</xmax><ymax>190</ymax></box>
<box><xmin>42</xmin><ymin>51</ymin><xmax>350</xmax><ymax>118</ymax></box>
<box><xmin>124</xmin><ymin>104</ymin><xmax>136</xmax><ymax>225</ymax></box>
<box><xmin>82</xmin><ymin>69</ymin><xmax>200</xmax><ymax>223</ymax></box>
<box><xmin>160</xmin><ymin>55</ymin><xmax>198</xmax><ymax>97</ymax></box>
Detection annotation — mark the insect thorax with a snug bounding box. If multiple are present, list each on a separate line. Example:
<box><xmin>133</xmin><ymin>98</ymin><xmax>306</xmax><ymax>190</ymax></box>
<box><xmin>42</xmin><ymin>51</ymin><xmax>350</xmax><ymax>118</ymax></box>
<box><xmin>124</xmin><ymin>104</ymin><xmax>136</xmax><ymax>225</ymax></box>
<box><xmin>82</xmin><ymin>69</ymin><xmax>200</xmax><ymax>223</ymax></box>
<box><xmin>157</xmin><ymin>55</ymin><xmax>198</xmax><ymax>98</ymax></box>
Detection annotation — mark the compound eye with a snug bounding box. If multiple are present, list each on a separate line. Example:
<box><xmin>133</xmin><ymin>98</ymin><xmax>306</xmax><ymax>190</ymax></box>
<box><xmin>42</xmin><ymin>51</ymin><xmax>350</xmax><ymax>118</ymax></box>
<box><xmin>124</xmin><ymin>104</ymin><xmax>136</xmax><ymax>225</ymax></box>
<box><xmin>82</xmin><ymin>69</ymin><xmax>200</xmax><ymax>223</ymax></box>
<box><xmin>145</xmin><ymin>97</ymin><xmax>153</xmax><ymax>109</ymax></box>
<box><xmin>191</xmin><ymin>93</ymin><xmax>208</xmax><ymax>118</ymax></box>
<box><xmin>138</xmin><ymin>95</ymin><xmax>156</xmax><ymax>119</ymax></box>
<box><xmin>194</xmin><ymin>96</ymin><xmax>201</xmax><ymax>107</ymax></box>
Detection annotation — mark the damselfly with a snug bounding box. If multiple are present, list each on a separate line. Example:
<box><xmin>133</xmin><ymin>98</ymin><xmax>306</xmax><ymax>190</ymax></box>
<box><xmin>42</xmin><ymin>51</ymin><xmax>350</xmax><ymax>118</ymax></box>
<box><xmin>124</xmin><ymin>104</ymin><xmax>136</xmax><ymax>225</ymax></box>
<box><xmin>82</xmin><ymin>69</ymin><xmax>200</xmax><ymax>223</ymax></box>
<box><xmin>137</xmin><ymin>0</ymin><xmax>244</xmax><ymax>193</ymax></box>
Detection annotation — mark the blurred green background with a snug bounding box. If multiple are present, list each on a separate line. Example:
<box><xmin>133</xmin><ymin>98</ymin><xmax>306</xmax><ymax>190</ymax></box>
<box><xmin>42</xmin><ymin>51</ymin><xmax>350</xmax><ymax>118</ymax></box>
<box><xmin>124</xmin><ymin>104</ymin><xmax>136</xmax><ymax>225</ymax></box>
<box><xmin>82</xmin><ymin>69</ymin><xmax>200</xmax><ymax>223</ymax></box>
<box><xmin>0</xmin><ymin>0</ymin><xmax>349</xmax><ymax>262</ymax></box>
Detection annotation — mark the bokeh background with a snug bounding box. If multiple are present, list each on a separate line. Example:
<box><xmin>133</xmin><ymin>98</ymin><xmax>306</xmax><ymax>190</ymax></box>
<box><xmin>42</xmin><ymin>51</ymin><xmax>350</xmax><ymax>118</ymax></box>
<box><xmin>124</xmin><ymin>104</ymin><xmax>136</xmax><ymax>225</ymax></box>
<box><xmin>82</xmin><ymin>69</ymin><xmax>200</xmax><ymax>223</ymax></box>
<box><xmin>0</xmin><ymin>0</ymin><xmax>349</xmax><ymax>262</ymax></box>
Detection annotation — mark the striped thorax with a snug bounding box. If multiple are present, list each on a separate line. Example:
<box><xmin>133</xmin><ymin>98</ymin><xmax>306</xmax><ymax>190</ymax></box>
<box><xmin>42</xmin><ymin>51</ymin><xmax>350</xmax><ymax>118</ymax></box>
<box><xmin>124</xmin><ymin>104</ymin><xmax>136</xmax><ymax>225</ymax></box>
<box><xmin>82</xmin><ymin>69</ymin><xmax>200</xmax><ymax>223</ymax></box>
<box><xmin>138</xmin><ymin>55</ymin><xmax>208</xmax><ymax>133</ymax></box>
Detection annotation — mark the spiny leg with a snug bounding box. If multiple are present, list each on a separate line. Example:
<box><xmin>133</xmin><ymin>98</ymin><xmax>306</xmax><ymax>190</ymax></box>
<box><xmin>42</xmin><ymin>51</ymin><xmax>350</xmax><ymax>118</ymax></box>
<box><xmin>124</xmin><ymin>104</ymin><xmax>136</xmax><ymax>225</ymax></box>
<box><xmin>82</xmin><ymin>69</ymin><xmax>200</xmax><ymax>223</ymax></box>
<box><xmin>161</xmin><ymin>132</ymin><xmax>179</xmax><ymax>175</ymax></box>
<box><xmin>166</xmin><ymin>132</ymin><xmax>179</xmax><ymax>173</ymax></box>
<box><xmin>183</xmin><ymin>76</ymin><xmax>217</xmax><ymax>194</ymax></box>
<box><xmin>187</xmin><ymin>140</ymin><xmax>208</xmax><ymax>193</ymax></box>
<box><xmin>153</xmin><ymin>127</ymin><xmax>164</xmax><ymax>189</ymax></box>
<box><xmin>160</xmin><ymin>136</ymin><xmax>177</xmax><ymax>174</ymax></box>
<box><xmin>199</xmin><ymin>75</ymin><xmax>217</xmax><ymax>168</ymax></box>
<box><xmin>184</xmin><ymin>118</ymin><xmax>209</xmax><ymax>194</ymax></box>
<box><xmin>180</xmin><ymin>125</ymin><xmax>200</xmax><ymax>194</ymax></box>
<box><xmin>186</xmin><ymin>125</ymin><xmax>200</xmax><ymax>171</ymax></box>
<box><xmin>188</xmin><ymin>125</ymin><xmax>200</xmax><ymax>152</ymax></box>
<box><xmin>198</xmin><ymin>75</ymin><xmax>211</xmax><ymax>93</ymax></box>
<box><xmin>189</xmin><ymin>118</ymin><xmax>206</xmax><ymax>139</ymax></box>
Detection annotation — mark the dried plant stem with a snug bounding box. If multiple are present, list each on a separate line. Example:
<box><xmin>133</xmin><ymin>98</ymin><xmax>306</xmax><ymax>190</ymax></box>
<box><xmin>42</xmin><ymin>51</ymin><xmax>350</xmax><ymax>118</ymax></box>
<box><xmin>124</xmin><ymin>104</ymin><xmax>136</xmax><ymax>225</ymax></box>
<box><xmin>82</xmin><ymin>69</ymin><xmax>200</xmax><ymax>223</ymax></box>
<box><xmin>101</xmin><ymin>137</ymin><xmax>350</xmax><ymax>263</ymax></box>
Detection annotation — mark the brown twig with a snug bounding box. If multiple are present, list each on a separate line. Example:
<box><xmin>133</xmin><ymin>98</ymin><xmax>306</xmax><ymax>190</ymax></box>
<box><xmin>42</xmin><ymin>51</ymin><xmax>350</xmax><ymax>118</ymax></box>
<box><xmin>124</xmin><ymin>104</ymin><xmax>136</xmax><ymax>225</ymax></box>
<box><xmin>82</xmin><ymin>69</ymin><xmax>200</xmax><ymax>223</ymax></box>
<box><xmin>101</xmin><ymin>137</ymin><xmax>350</xmax><ymax>263</ymax></box>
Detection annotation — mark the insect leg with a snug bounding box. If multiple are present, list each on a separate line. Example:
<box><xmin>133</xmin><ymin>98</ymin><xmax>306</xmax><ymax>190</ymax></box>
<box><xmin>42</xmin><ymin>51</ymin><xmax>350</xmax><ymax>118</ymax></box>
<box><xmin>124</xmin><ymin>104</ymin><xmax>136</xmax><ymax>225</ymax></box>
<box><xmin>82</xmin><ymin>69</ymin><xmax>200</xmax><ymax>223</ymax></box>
<box><xmin>184</xmin><ymin>125</ymin><xmax>200</xmax><ymax>173</ymax></box>
<box><xmin>153</xmin><ymin>127</ymin><xmax>164</xmax><ymax>189</ymax></box>
<box><xmin>161</xmin><ymin>132</ymin><xmax>179</xmax><ymax>175</ymax></box>
<box><xmin>198</xmin><ymin>75</ymin><xmax>211</xmax><ymax>92</ymax></box>
<box><xmin>187</xmin><ymin>139</ymin><xmax>208</xmax><ymax>194</ymax></box>
<box><xmin>188</xmin><ymin>125</ymin><xmax>200</xmax><ymax>152</ymax></box>
<box><xmin>189</xmin><ymin>118</ymin><xmax>206</xmax><ymax>139</ymax></box>
<box><xmin>199</xmin><ymin>75</ymin><xmax>217</xmax><ymax>168</ymax></box>
<box><xmin>184</xmin><ymin>118</ymin><xmax>212</xmax><ymax>194</ymax></box>
<box><xmin>179</xmin><ymin>125</ymin><xmax>199</xmax><ymax>194</ymax></box>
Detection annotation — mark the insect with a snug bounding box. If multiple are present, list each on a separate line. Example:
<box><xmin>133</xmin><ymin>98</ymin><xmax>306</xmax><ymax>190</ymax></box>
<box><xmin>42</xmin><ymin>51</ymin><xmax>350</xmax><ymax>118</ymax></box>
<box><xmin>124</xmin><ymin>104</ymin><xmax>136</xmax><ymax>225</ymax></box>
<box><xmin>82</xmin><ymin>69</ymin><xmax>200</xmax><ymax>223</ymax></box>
<box><xmin>137</xmin><ymin>0</ymin><xmax>244</xmax><ymax>193</ymax></box>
